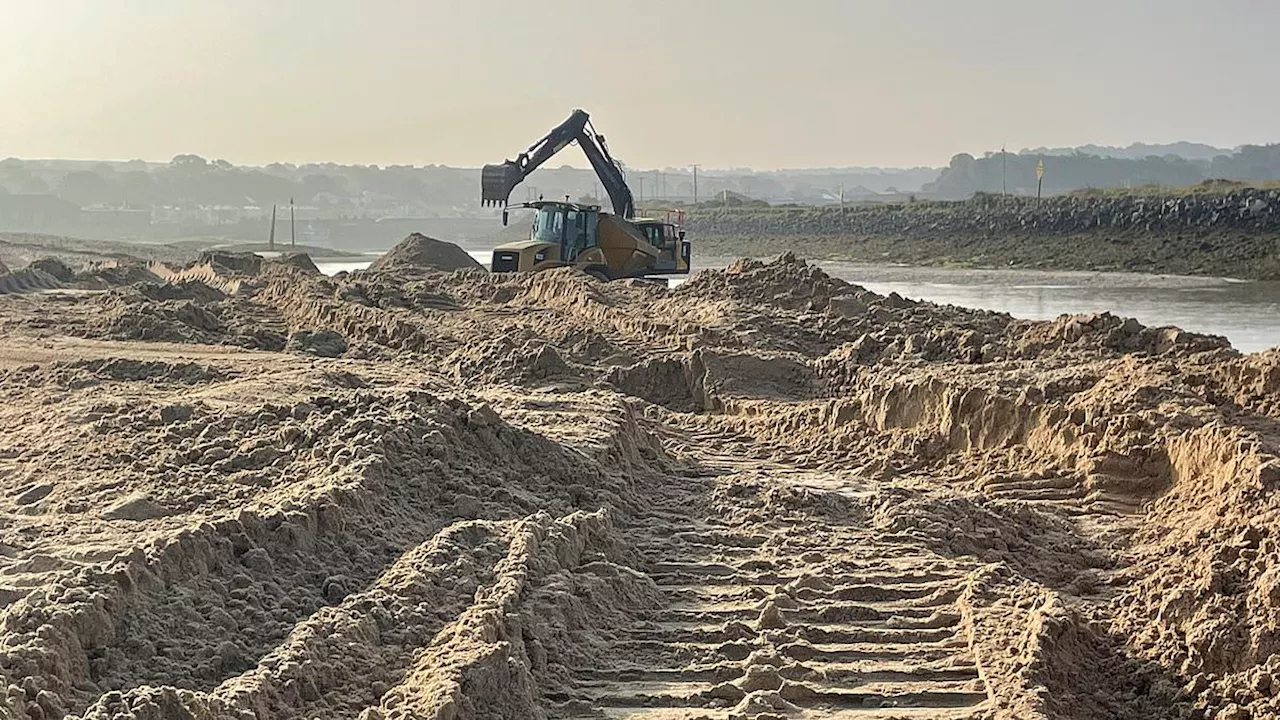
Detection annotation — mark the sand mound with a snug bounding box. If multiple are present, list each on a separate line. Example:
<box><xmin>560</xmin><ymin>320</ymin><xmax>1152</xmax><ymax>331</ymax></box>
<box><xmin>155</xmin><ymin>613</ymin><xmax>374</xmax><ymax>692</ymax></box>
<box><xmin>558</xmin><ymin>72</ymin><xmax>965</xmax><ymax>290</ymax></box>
<box><xmin>198</xmin><ymin>251</ymin><xmax>263</xmax><ymax>275</ymax></box>
<box><xmin>0</xmin><ymin>267</ymin><xmax>63</xmax><ymax>294</ymax></box>
<box><xmin>73</xmin><ymin>262</ymin><xmax>162</xmax><ymax>288</ymax></box>
<box><xmin>267</xmin><ymin>253</ymin><xmax>321</xmax><ymax>275</ymax></box>
<box><xmin>28</xmin><ymin>257</ymin><xmax>75</xmax><ymax>282</ymax></box>
<box><xmin>369</xmin><ymin>233</ymin><xmax>483</xmax><ymax>273</ymax></box>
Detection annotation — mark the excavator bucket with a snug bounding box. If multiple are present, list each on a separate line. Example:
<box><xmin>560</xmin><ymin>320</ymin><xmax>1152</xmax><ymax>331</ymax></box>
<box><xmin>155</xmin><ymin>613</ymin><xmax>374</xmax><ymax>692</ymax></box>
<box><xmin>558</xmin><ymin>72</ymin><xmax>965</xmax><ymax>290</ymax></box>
<box><xmin>481</xmin><ymin>161</ymin><xmax>524</xmax><ymax>207</ymax></box>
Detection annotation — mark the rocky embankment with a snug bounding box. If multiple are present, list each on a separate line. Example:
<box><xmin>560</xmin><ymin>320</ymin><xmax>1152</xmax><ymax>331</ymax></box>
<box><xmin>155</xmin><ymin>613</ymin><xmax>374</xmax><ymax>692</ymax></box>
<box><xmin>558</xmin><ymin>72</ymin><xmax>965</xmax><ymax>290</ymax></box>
<box><xmin>689</xmin><ymin>188</ymin><xmax>1280</xmax><ymax>279</ymax></box>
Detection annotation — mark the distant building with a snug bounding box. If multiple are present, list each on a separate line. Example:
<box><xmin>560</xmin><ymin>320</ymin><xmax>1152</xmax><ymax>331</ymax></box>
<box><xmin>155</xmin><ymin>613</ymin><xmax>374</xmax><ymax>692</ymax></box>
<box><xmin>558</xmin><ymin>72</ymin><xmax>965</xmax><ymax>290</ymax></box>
<box><xmin>81</xmin><ymin>206</ymin><xmax>152</xmax><ymax>233</ymax></box>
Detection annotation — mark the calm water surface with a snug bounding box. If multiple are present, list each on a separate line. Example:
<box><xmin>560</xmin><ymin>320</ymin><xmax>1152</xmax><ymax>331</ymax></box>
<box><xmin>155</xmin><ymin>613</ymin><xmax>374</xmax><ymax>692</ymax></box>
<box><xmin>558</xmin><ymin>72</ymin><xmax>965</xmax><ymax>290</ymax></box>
<box><xmin>819</xmin><ymin>263</ymin><xmax>1280</xmax><ymax>354</ymax></box>
<box><xmin>314</xmin><ymin>254</ymin><xmax>1280</xmax><ymax>353</ymax></box>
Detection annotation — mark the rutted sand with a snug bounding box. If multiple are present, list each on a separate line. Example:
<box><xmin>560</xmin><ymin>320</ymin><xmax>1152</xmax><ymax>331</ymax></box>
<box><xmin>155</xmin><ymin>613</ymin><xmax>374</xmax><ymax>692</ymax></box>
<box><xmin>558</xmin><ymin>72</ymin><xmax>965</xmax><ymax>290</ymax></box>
<box><xmin>0</xmin><ymin>250</ymin><xmax>1277</xmax><ymax>719</ymax></box>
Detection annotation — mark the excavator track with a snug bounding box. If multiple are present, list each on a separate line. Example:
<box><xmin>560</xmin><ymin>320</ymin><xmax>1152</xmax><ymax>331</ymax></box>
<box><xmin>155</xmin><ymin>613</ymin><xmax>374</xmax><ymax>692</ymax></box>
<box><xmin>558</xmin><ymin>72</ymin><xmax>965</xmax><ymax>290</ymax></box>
<box><xmin>548</xmin><ymin>448</ymin><xmax>992</xmax><ymax>719</ymax></box>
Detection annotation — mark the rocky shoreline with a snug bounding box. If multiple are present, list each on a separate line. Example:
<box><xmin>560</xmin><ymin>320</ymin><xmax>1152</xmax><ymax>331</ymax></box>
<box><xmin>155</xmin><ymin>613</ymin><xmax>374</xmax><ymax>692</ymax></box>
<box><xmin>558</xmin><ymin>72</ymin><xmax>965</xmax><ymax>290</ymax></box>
<box><xmin>687</xmin><ymin>188</ymin><xmax>1280</xmax><ymax>279</ymax></box>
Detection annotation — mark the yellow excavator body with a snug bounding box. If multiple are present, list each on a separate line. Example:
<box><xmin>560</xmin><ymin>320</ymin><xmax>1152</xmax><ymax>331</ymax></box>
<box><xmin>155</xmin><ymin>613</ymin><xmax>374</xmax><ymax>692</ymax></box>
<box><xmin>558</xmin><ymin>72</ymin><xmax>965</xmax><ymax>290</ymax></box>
<box><xmin>480</xmin><ymin>109</ymin><xmax>692</xmax><ymax>280</ymax></box>
<box><xmin>491</xmin><ymin>202</ymin><xmax>684</xmax><ymax>281</ymax></box>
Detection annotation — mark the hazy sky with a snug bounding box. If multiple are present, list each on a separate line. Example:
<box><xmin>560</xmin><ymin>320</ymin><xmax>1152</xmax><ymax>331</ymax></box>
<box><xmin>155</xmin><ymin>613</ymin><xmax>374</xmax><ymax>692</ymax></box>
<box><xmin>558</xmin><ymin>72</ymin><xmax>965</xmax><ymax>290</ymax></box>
<box><xmin>3</xmin><ymin>0</ymin><xmax>1278</xmax><ymax>169</ymax></box>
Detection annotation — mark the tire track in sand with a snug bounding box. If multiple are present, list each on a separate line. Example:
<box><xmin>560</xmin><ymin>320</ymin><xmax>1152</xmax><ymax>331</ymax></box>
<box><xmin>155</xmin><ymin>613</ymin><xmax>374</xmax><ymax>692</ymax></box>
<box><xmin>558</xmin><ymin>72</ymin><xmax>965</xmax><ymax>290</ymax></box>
<box><xmin>549</xmin><ymin>454</ymin><xmax>991</xmax><ymax>719</ymax></box>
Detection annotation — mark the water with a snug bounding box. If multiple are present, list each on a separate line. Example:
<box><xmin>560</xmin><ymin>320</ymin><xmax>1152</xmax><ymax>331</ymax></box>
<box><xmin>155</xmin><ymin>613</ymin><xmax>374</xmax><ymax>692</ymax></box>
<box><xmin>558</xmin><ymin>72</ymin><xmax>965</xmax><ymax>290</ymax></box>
<box><xmin>312</xmin><ymin>258</ymin><xmax>380</xmax><ymax>275</ymax></box>
<box><xmin>814</xmin><ymin>262</ymin><xmax>1280</xmax><ymax>353</ymax></box>
<box><xmin>313</xmin><ymin>254</ymin><xmax>1280</xmax><ymax>353</ymax></box>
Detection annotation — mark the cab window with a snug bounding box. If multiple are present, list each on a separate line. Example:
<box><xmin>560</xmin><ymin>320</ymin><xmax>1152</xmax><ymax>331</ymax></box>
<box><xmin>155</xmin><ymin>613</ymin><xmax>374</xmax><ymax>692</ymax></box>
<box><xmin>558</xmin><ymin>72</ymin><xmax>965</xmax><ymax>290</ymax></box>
<box><xmin>565</xmin><ymin>210</ymin><xmax>589</xmax><ymax>259</ymax></box>
<box><xmin>639</xmin><ymin>225</ymin><xmax>660</xmax><ymax>248</ymax></box>
<box><xmin>533</xmin><ymin>207</ymin><xmax>564</xmax><ymax>243</ymax></box>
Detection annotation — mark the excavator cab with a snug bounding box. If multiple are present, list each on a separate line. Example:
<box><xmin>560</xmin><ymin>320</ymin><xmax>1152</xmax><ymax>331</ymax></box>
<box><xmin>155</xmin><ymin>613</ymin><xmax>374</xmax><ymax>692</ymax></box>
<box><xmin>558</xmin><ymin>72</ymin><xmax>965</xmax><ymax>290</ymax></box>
<box><xmin>491</xmin><ymin>201</ymin><xmax>660</xmax><ymax>280</ymax></box>
<box><xmin>532</xmin><ymin>202</ymin><xmax>599</xmax><ymax>263</ymax></box>
<box><xmin>491</xmin><ymin>201</ymin><xmax>599</xmax><ymax>273</ymax></box>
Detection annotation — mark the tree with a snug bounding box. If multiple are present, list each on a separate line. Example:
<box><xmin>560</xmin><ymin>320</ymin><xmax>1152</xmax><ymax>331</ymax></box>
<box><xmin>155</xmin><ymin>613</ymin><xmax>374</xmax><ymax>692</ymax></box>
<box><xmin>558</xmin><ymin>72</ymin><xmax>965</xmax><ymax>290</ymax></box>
<box><xmin>20</xmin><ymin>176</ymin><xmax>49</xmax><ymax>194</ymax></box>
<box><xmin>170</xmin><ymin>154</ymin><xmax>209</xmax><ymax>169</ymax></box>
<box><xmin>56</xmin><ymin>171</ymin><xmax>114</xmax><ymax>206</ymax></box>
<box><xmin>118</xmin><ymin>171</ymin><xmax>156</xmax><ymax>205</ymax></box>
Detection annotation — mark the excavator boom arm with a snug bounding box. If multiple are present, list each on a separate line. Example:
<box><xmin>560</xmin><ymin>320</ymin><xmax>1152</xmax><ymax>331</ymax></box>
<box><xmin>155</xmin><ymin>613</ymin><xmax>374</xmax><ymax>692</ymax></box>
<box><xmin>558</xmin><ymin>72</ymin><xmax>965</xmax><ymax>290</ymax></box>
<box><xmin>481</xmin><ymin>109</ymin><xmax>635</xmax><ymax>219</ymax></box>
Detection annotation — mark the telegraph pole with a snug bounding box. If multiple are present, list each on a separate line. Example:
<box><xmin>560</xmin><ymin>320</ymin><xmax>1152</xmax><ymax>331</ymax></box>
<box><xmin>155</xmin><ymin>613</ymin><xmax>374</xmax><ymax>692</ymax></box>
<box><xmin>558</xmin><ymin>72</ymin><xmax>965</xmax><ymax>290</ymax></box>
<box><xmin>691</xmin><ymin>164</ymin><xmax>700</xmax><ymax>205</ymax></box>
<box><xmin>289</xmin><ymin>197</ymin><xmax>296</xmax><ymax>248</ymax></box>
<box><xmin>1001</xmin><ymin>145</ymin><xmax>1007</xmax><ymax>197</ymax></box>
<box><xmin>268</xmin><ymin>205</ymin><xmax>277</xmax><ymax>251</ymax></box>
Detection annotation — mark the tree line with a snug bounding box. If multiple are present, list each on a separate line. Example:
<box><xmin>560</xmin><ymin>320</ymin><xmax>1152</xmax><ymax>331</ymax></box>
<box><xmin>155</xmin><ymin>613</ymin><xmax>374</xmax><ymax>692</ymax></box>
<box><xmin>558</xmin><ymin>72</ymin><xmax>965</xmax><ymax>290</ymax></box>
<box><xmin>925</xmin><ymin>144</ymin><xmax>1280</xmax><ymax>199</ymax></box>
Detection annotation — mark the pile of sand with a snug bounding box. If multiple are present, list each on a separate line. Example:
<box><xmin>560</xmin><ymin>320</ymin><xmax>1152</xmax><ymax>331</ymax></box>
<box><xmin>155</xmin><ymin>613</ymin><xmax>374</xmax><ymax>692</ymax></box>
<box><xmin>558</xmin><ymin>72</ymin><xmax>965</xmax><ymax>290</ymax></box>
<box><xmin>368</xmin><ymin>233</ymin><xmax>483</xmax><ymax>273</ymax></box>
<box><xmin>266</xmin><ymin>253</ymin><xmax>321</xmax><ymax>275</ymax></box>
<box><xmin>28</xmin><ymin>257</ymin><xmax>75</xmax><ymax>282</ymax></box>
<box><xmin>73</xmin><ymin>263</ymin><xmax>162</xmax><ymax>289</ymax></box>
<box><xmin>197</xmin><ymin>251</ymin><xmax>263</xmax><ymax>275</ymax></box>
<box><xmin>0</xmin><ymin>267</ymin><xmax>63</xmax><ymax>295</ymax></box>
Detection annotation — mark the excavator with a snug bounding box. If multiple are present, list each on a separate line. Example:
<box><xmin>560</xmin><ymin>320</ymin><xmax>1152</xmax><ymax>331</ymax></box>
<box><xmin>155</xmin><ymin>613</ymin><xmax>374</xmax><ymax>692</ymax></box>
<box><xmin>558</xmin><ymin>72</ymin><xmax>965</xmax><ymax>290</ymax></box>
<box><xmin>480</xmin><ymin>109</ymin><xmax>691</xmax><ymax>281</ymax></box>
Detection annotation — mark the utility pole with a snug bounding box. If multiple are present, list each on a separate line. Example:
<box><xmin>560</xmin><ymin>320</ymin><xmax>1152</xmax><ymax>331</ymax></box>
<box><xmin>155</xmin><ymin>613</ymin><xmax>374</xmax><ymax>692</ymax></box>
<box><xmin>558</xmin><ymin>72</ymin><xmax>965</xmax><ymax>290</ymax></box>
<box><xmin>289</xmin><ymin>197</ymin><xmax>296</xmax><ymax>248</ymax></box>
<box><xmin>839</xmin><ymin>183</ymin><xmax>845</xmax><ymax>213</ymax></box>
<box><xmin>1001</xmin><ymin>145</ymin><xmax>1007</xmax><ymax>198</ymax></box>
<box><xmin>268</xmin><ymin>204</ymin><xmax>277</xmax><ymax>251</ymax></box>
<box><xmin>691</xmin><ymin>164</ymin><xmax>700</xmax><ymax>205</ymax></box>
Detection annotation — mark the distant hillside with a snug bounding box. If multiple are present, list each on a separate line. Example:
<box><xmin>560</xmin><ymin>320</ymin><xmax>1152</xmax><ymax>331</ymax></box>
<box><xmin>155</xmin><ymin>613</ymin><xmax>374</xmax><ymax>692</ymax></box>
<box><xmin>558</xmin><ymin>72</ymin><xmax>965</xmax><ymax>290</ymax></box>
<box><xmin>3</xmin><ymin>141</ymin><xmax>1280</xmax><ymax>242</ymax></box>
<box><xmin>1021</xmin><ymin>142</ymin><xmax>1231</xmax><ymax>161</ymax></box>
<box><xmin>925</xmin><ymin>144</ymin><xmax>1280</xmax><ymax>199</ymax></box>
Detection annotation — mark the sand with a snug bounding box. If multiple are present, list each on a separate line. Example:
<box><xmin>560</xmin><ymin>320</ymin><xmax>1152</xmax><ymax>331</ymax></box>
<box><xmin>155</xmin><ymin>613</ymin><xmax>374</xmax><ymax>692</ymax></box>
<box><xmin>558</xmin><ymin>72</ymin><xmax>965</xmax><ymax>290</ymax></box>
<box><xmin>368</xmin><ymin>233</ymin><xmax>484</xmax><ymax>273</ymax></box>
<box><xmin>0</xmin><ymin>246</ymin><xmax>1278</xmax><ymax>719</ymax></box>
